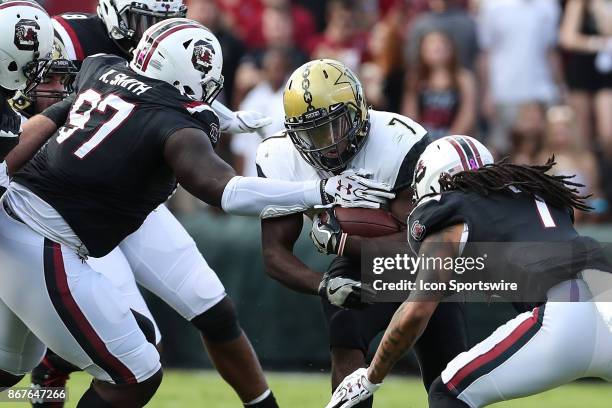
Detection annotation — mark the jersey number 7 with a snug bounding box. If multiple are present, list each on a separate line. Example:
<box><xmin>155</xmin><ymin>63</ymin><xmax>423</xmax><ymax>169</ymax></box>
<box><xmin>57</xmin><ymin>89</ymin><xmax>135</xmax><ymax>159</ymax></box>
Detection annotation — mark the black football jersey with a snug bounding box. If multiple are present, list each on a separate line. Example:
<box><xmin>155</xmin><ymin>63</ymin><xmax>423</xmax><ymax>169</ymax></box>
<box><xmin>52</xmin><ymin>13</ymin><xmax>126</xmax><ymax>63</ymax></box>
<box><xmin>13</xmin><ymin>54</ymin><xmax>219</xmax><ymax>257</ymax></box>
<box><xmin>408</xmin><ymin>189</ymin><xmax>610</xmax><ymax>307</ymax></box>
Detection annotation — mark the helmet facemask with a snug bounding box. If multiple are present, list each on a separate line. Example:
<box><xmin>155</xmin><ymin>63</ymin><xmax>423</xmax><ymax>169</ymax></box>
<box><xmin>14</xmin><ymin>56</ymin><xmax>77</xmax><ymax>114</ymax></box>
<box><xmin>110</xmin><ymin>1</ymin><xmax>188</xmax><ymax>52</ymax></box>
<box><xmin>199</xmin><ymin>74</ymin><xmax>223</xmax><ymax>104</ymax></box>
<box><xmin>286</xmin><ymin>102</ymin><xmax>368</xmax><ymax>173</ymax></box>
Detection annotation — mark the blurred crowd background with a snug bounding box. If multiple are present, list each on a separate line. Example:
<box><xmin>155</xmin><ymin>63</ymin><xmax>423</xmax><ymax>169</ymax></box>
<box><xmin>41</xmin><ymin>0</ymin><xmax>612</xmax><ymax>223</ymax></box>
<box><xmin>31</xmin><ymin>0</ymin><xmax>612</xmax><ymax>371</ymax></box>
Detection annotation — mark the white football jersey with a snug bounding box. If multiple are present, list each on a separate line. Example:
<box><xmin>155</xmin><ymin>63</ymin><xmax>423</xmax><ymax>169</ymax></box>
<box><xmin>256</xmin><ymin>110</ymin><xmax>429</xmax><ymax>191</ymax></box>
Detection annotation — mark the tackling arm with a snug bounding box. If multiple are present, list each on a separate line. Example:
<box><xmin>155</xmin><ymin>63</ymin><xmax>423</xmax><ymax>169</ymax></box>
<box><xmin>325</xmin><ymin>224</ymin><xmax>464</xmax><ymax>408</ymax></box>
<box><xmin>367</xmin><ymin>224</ymin><xmax>464</xmax><ymax>383</ymax></box>
<box><xmin>5</xmin><ymin>95</ymin><xmax>73</xmax><ymax>174</ymax></box>
<box><xmin>261</xmin><ymin>213</ymin><xmax>321</xmax><ymax>294</ymax></box>
<box><xmin>5</xmin><ymin>115</ymin><xmax>57</xmax><ymax>174</ymax></box>
<box><xmin>164</xmin><ymin>128</ymin><xmax>394</xmax><ymax>217</ymax></box>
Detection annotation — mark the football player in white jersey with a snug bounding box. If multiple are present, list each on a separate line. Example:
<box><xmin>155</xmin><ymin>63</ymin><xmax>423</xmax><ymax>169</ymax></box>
<box><xmin>256</xmin><ymin>59</ymin><xmax>469</xmax><ymax>408</ymax></box>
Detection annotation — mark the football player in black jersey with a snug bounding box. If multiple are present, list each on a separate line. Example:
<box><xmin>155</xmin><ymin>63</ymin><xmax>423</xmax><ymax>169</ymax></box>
<box><xmin>327</xmin><ymin>135</ymin><xmax>612</xmax><ymax>408</ymax></box>
<box><xmin>0</xmin><ymin>2</ymin><xmax>54</xmax><ymax>164</ymax></box>
<box><xmin>0</xmin><ymin>18</ymin><xmax>393</xmax><ymax>408</ymax></box>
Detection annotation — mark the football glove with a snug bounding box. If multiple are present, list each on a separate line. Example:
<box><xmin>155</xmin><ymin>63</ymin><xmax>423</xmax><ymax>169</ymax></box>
<box><xmin>319</xmin><ymin>170</ymin><xmax>395</xmax><ymax>209</ymax></box>
<box><xmin>310</xmin><ymin>209</ymin><xmax>346</xmax><ymax>255</ymax></box>
<box><xmin>325</xmin><ymin>368</ymin><xmax>381</xmax><ymax>408</ymax></box>
<box><xmin>319</xmin><ymin>272</ymin><xmax>376</xmax><ymax>310</ymax></box>
<box><xmin>219</xmin><ymin>110</ymin><xmax>273</xmax><ymax>134</ymax></box>
<box><xmin>0</xmin><ymin>96</ymin><xmax>20</xmax><ymax>160</ymax></box>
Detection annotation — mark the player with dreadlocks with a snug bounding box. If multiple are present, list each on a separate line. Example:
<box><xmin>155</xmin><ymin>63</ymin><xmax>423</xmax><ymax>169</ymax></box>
<box><xmin>437</xmin><ymin>157</ymin><xmax>592</xmax><ymax>213</ymax></box>
<box><xmin>327</xmin><ymin>135</ymin><xmax>612</xmax><ymax>408</ymax></box>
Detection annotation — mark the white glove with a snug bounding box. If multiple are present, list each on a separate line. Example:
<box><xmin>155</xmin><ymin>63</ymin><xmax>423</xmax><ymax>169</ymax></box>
<box><xmin>220</xmin><ymin>110</ymin><xmax>273</xmax><ymax>135</ymax></box>
<box><xmin>319</xmin><ymin>274</ymin><xmax>376</xmax><ymax>309</ymax></box>
<box><xmin>320</xmin><ymin>170</ymin><xmax>395</xmax><ymax>209</ymax></box>
<box><xmin>595</xmin><ymin>39</ymin><xmax>612</xmax><ymax>74</ymax></box>
<box><xmin>310</xmin><ymin>210</ymin><xmax>345</xmax><ymax>255</ymax></box>
<box><xmin>325</xmin><ymin>368</ymin><xmax>381</xmax><ymax>408</ymax></box>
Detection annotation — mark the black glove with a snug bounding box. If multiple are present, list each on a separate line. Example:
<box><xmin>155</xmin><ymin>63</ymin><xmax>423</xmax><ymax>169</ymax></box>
<box><xmin>0</xmin><ymin>96</ymin><xmax>20</xmax><ymax>160</ymax></box>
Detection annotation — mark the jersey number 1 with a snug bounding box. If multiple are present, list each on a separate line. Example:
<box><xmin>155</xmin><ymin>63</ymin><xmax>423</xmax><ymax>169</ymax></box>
<box><xmin>535</xmin><ymin>198</ymin><xmax>556</xmax><ymax>228</ymax></box>
<box><xmin>57</xmin><ymin>89</ymin><xmax>135</xmax><ymax>159</ymax></box>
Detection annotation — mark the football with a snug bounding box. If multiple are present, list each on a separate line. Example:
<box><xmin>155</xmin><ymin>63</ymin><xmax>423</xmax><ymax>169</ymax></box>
<box><xmin>334</xmin><ymin>207</ymin><xmax>403</xmax><ymax>237</ymax></box>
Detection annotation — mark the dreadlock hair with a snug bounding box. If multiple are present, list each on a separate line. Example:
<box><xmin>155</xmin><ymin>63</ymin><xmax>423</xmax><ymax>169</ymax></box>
<box><xmin>438</xmin><ymin>156</ymin><xmax>592</xmax><ymax>212</ymax></box>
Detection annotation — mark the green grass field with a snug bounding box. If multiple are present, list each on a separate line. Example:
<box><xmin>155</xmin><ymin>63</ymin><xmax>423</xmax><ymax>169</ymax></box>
<box><xmin>11</xmin><ymin>370</ymin><xmax>611</xmax><ymax>407</ymax></box>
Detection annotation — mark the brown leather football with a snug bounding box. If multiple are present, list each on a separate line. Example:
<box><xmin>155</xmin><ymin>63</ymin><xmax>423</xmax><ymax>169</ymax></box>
<box><xmin>334</xmin><ymin>207</ymin><xmax>403</xmax><ymax>237</ymax></box>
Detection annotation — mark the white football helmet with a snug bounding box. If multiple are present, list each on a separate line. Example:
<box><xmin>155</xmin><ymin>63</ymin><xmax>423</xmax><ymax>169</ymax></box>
<box><xmin>98</xmin><ymin>0</ymin><xmax>187</xmax><ymax>52</ymax></box>
<box><xmin>413</xmin><ymin>135</ymin><xmax>494</xmax><ymax>202</ymax></box>
<box><xmin>0</xmin><ymin>0</ymin><xmax>53</xmax><ymax>91</ymax></box>
<box><xmin>130</xmin><ymin>18</ymin><xmax>223</xmax><ymax>103</ymax></box>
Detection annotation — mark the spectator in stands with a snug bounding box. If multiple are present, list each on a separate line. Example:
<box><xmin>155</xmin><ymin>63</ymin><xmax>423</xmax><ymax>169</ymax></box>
<box><xmin>559</xmin><ymin>0</ymin><xmax>612</xmax><ymax>157</ymax></box>
<box><xmin>231</xmin><ymin>48</ymin><xmax>291</xmax><ymax>177</ymax></box>
<box><xmin>509</xmin><ymin>102</ymin><xmax>546</xmax><ymax>166</ymax></box>
<box><xmin>215</xmin><ymin>0</ymin><xmax>263</xmax><ymax>49</ymax></box>
<box><xmin>539</xmin><ymin>105</ymin><xmax>606</xmax><ymax>222</ymax></box>
<box><xmin>401</xmin><ymin>30</ymin><xmax>476</xmax><ymax>140</ymax></box>
<box><xmin>233</xmin><ymin>5</ymin><xmax>307</xmax><ymax>106</ymax></box>
<box><xmin>360</xmin><ymin>19</ymin><xmax>405</xmax><ymax>112</ymax></box>
<box><xmin>262</xmin><ymin>0</ymin><xmax>317</xmax><ymax>54</ymax></box>
<box><xmin>478</xmin><ymin>0</ymin><xmax>563</xmax><ymax>155</ymax></box>
<box><xmin>308</xmin><ymin>0</ymin><xmax>368</xmax><ymax>72</ymax></box>
<box><xmin>188</xmin><ymin>0</ymin><xmax>245</xmax><ymax>108</ymax></box>
<box><xmin>406</xmin><ymin>0</ymin><xmax>479</xmax><ymax>70</ymax></box>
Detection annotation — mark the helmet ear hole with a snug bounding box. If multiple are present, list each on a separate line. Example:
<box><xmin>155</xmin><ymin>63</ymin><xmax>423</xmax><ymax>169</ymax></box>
<box><xmin>183</xmin><ymin>85</ymin><xmax>194</xmax><ymax>96</ymax></box>
<box><xmin>8</xmin><ymin>62</ymin><xmax>18</xmax><ymax>72</ymax></box>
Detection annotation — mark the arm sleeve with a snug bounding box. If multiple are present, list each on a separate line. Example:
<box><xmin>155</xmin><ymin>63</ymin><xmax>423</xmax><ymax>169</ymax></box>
<box><xmin>40</xmin><ymin>94</ymin><xmax>75</xmax><ymax>127</ymax></box>
<box><xmin>221</xmin><ymin>175</ymin><xmax>322</xmax><ymax>218</ymax></box>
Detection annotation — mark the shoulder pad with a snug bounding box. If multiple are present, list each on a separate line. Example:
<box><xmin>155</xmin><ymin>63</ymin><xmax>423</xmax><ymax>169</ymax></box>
<box><xmin>407</xmin><ymin>192</ymin><xmax>465</xmax><ymax>254</ymax></box>
<box><xmin>182</xmin><ymin>101</ymin><xmax>220</xmax><ymax>147</ymax></box>
<box><xmin>255</xmin><ymin>132</ymin><xmax>295</xmax><ymax>179</ymax></box>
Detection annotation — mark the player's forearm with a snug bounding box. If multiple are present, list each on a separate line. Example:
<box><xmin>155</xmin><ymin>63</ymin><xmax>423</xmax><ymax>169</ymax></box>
<box><xmin>343</xmin><ymin>232</ymin><xmax>407</xmax><ymax>260</ymax></box>
<box><xmin>5</xmin><ymin>114</ymin><xmax>57</xmax><ymax>175</ymax></box>
<box><xmin>367</xmin><ymin>301</ymin><xmax>431</xmax><ymax>384</ymax></box>
<box><xmin>221</xmin><ymin>176</ymin><xmax>322</xmax><ymax>218</ymax></box>
<box><xmin>263</xmin><ymin>248</ymin><xmax>320</xmax><ymax>294</ymax></box>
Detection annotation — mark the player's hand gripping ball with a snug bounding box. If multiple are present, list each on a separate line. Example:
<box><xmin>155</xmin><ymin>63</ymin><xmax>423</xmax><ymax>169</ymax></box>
<box><xmin>319</xmin><ymin>169</ymin><xmax>395</xmax><ymax>209</ymax></box>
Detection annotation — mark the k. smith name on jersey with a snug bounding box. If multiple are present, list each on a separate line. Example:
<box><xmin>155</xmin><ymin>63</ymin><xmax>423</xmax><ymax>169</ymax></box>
<box><xmin>12</xmin><ymin>54</ymin><xmax>219</xmax><ymax>257</ymax></box>
<box><xmin>256</xmin><ymin>110</ymin><xmax>430</xmax><ymax>192</ymax></box>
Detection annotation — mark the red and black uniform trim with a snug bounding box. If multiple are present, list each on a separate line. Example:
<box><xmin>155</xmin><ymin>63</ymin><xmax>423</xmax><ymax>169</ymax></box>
<box><xmin>0</xmin><ymin>1</ymin><xmax>45</xmax><ymax>11</ymax></box>
<box><xmin>42</xmin><ymin>238</ymin><xmax>137</xmax><ymax>384</ymax></box>
<box><xmin>445</xmin><ymin>305</ymin><xmax>546</xmax><ymax>396</ymax></box>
